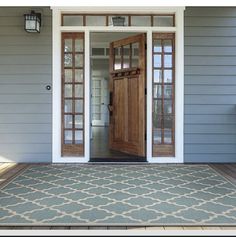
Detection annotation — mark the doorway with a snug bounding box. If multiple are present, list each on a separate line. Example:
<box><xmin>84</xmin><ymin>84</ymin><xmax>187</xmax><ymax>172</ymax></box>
<box><xmin>90</xmin><ymin>32</ymin><xmax>146</xmax><ymax>162</ymax></box>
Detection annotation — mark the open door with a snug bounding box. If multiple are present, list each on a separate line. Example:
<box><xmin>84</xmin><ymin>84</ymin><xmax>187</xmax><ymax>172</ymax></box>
<box><xmin>108</xmin><ymin>33</ymin><xmax>146</xmax><ymax>157</ymax></box>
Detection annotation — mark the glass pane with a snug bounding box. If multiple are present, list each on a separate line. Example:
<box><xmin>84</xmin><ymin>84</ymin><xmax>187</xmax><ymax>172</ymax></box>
<box><xmin>164</xmin><ymin>115</ymin><xmax>173</xmax><ymax>129</ymax></box>
<box><xmin>164</xmin><ymin>70</ymin><xmax>172</xmax><ymax>83</ymax></box>
<box><xmin>75</xmin><ymin>131</ymin><xmax>83</xmax><ymax>144</ymax></box>
<box><xmin>114</xmin><ymin>47</ymin><xmax>121</xmax><ymax>70</ymax></box>
<box><xmin>153</xmin><ymin>40</ymin><xmax>162</xmax><ymax>53</ymax></box>
<box><xmin>164</xmin><ymin>129</ymin><xmax>172</xmax><ymax>144</ymax></box>
<box><xmin>93</xmin><ymin>105</ymin><xmax>100</xmax><ymax>113</ymax></box>
<box><xmin>154</xmin><ymin>70</ymin><xmax>162</xmax><ymax>83</ymax></box>
<box><xmin>75</xmin><ymin>115</ymin><xmax>83</xmax><ymax>129</ymax></box>
<box><xmin>75</xmin><ymin>84</ymin><xmax>83</xmax><ymax>97</ymax></box>
<box><xmin>131</xmin><ymin>43</ymin><xmax>139</xmax><ymax>67</ymax></box>
<box><xmin>154</xmin><ymin>55</ymin><xmax>162</xmax><ymax>68</ymax></box>
<box><xmin>132</xmin><ymin>42</ymin><xmax>139</xmax><ymax>56</ymax></box>
<box><xmin>86</xmin><ymin>16</ymin><xmax>106</xmax><ymax>26</ymax></box>
<box><xmin>131</xmin><ymin>16</ymin><xmax>151</xmax><ymax>26</ymax></box>
<box><xmin>64</xmin><ymin>69</ymin><xmax>72</xmax><ymax>82</ymax></box>
<box><xmin>123</xmin><ymin>45</ymin><xmax>130</xmax><ymax>69</ymax></box>
<box><xmin>74</xmin><ymin>69</ymin><xmax>83</xmax><ymax>82</ymax></box>
<box><xmin>153</xmin><ymin>129</ymin><xmax>162</xmax><ymax>144</ymax></box>
<box><xmin>153</xmin><ymin>15</ymin><xmax>174</xmax><ymax>26</ymax></box>
<box><xmin>64</xmin><ymin>54</ymin><xmax>72</xmax><ymax>67</ymax></box>
<box><xmin>93</xmin><ymin>80</ymin><xmax>101</xmax><ymax>88</ymax></box>
<box><xmin>164</xmin><ymin>40</ymin><xmax>172</xmax><ymax>53</ymax></box>
<box><xmin>64</xmin><ymin>39</ymin><xmax>72</xmax><ymax>52</ymax></box>
<box><xmin>164</xmin><ymin>55</ymin><xmax>172</xmax><ymax>68</ymax></box>
<box><xmin>75</xmin><ymin>54</ymin><xmax>83</xmax><ymax>67</ymax></box>
<box><xmin>153</xmin><ymin>112</ymin><xmax>162</xmax><ymax>129</ymax></box>
<box><xmin>93</xmin><ymin>113</ymin><xmax>101</xmax><ymax>120</ymax></box>
<box><xmin>64</xmin><ymin>99</ymin><xmax>72</xmax><ymax>113</ymax></box>
<box><xmin>153</xmin><ymin>100</ymin><xmax>162</xmax><ymax>115</ymax></box>
<box><xmin>64</xmin><ymin>115</ymin><xmax>73</xmax><ymax>128</ymax></box>
<box><xmin>164</xmin><ymin>100</ymin><xmax>172</xmax><ymax>114</ymax></box>
<box><xmin>64</xmin><ymin>84</ymin><xmax>72</xmax><ymax>97</ymax></box>
<box><xmin>93</xmin><ymin>96</ymin><xmax>101</xmax><ymax>104</ymax></box>
<box><xmin>153</xmin><ymin>85</ymin><xmax>162</xmax><ymax>99</ymax></box>
<box><xmin>75</xmin><ymin>39</ymin><xmax>83</xmax><ymax>52</ymax></box>
<box><xmin>92</xmin><ymin>48</ymin><xmax>104</xmax><ymax>55</ymax></box>
<box><xmin>75</xmin><ymin>100</ymin><xmax>83</xmax><ymax>113</ymax></box>
<box><xmin>64</xmin><ymin>130</ymin><xmax>73</xmax><ymax>144</ymax></box>
<box><xmin>63</xmin><ymin>15</ymin><xmax>83</xmax><ymax>26</ymax></box>
<box><xmin>109</xmin><ymin>16</ymin><xmax>128</xmax><ymax>26</ymax></box>
<box><xmin>164</xmin><ymin>85</ymin><xmax>172</xmax><ymax>98</ymax></box>
<box><xmin>123</xmin><ymin>45</ymin><xmax>130</xmax><ymax>56</ymax></box>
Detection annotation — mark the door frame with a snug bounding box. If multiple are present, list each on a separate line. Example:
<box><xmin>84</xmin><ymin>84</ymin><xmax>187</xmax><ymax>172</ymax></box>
<box><xmin>51</xmin><ymin>7</ymin><xmax>185</xmax><ymax>163</ymax></box>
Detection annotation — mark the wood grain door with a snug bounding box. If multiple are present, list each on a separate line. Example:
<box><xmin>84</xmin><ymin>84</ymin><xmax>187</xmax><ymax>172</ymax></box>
<box><xmin>109</xmin><ymin>34</ymin><xmax>146</xmax><ymax>157</ymax></box>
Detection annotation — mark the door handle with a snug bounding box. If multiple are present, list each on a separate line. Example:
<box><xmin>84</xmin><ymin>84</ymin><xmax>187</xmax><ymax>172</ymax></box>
<box><xmin>108</xmin><ymin>92</ymin><xmax>113</xmax><ymax>116</ymax></box>
<box><xmin>107</xmin><ymin>104</ymin><xmax>113</xmax><ymax>116</ymax></box>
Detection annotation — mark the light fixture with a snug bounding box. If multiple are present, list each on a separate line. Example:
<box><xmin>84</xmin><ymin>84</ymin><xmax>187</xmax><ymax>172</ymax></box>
<box><xmin>112</xmin><ymin>16</ymin><xmax>125</xmax><ymax>26</ymax></box>
<box><xmin>24</xmin><ymin>10</ymin><xmax>41</xmax><ymax>33</ymax></box>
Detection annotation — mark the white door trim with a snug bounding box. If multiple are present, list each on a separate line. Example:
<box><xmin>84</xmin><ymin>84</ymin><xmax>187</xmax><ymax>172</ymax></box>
<box><xmin>51</xmin><ymin>7</ymin><xmax>185</xmax><ymax>163</ymax></box>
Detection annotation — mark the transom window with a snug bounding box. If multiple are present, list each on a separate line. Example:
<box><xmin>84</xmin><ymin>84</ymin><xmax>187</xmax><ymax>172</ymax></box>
<box><xmin>62</xmin><ymin>14</ymin><xmax>175</xmax><ymax>27</ymax></box>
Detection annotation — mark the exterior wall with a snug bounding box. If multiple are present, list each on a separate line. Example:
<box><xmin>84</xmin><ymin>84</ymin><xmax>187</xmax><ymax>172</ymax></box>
<box><xmin>184</xmin><ymin>7</ymin><xmax>236</xmax><ymax>163</ymax></box>
<box><xmin>0</xmin><ymin>7</ymin><xmax>52</xmax><ymax>163</ymax></box>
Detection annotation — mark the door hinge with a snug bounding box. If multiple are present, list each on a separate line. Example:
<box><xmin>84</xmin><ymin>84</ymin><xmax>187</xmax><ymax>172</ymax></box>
<box><xmin>145</xmin><ymin>88</ymin><xmax>147</xmax><ymax>95</ymax></box>
<box><xmin>145</xmin><ymin>43</ymin><xmax>147</xmax><ymax>50</ymax></box>
<box><xmin>145</xmin><ymin>132</ymin><xmax>147</xmax><ymax>140</ymax></box>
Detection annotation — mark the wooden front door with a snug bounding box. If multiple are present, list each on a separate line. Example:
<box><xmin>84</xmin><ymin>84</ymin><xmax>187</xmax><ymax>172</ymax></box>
<box><xmin>108</xmin><ymin>34</ymin><xmax>146</xmax><ymax>157</ymax></box>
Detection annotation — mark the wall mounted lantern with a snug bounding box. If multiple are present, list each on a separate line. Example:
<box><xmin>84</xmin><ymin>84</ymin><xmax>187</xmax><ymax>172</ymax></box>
<box><xmin>112</xmin><ymin>16</ymin><xmax>125</xmax><ymax>26</ymax></box>
<box><xmin>24</xmin><ymin>10</ymin><xmax>41</xmax><ymax>33</ymax></box>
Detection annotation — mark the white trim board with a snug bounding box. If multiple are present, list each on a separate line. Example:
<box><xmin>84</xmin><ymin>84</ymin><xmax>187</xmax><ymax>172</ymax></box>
<box><xmin>52</xmin><ymin>7</ymin><xmax>184</xmax><ymax>163</ymax></box>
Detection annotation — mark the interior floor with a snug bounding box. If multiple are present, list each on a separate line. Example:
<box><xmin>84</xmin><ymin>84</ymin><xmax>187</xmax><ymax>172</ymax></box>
<box><xmin>90</xmin><ymin>126</ymin><xmax>146</xmax><ymax>162</ymax></box>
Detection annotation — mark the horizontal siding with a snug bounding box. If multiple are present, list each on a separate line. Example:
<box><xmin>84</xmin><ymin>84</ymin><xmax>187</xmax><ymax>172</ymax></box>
<box><xmin>186</xmin><ymin>154</ymin><xmax>236</xmax><ymax>163</ymax></box>
<box><xmin>0</xmin><ymin>45</ymin><xmax>52</xmax><ymax>55</ymax></box>
<box><xmin>185</xmin><ymin>66</ymin><xmax>236</xmax><ymax>75</ymax></box>
<box><xmin>185</xmin><ymin>124</ymin><xmax>236</xmax><ymax>134</ymax></box>
<box><xmin>0</xmin><ymin>114</ymin><xmax>51</xmax><ymax>124</ymax></box>
<box><xmin>184</xmin><ymin>7</ymin><xmax>236</xmax><ymax>17</ymax></box>
<box><xmin>185</xmin><ymin>95</ymin><xmax>236</xmax><ymax>105</ymax></box>
<box><xmin>0</xmin><ymin>94</ymin><xmax>52</xmax><ymax>104</ymax></box>
<box><xmin>0</xmin><ymin>85</ymin><xmax>52</xmax><ymax>94</ymax></box>
<box><xmin>185</xmin><ymin>27</ymin><xmax>236</xmax><ymax>37</ymax></box>
<box><xmin>0</xmin><ymin>153</ymin><xmax>51</xmax><ymax>163</ymax></box>
<box><xmin>185</xmin><ymin>134</ymin><xmax>236</xmax><ymax>144</ymax></box>
<box><xmin>0</xmin><ymin>7</ymin><xmax>52</xmax><ymax>163</ymax></box>
<box><xmin>185</xmin><ymin>76</ymin><xmax>236</xmax><ymax>85</ymax></box>
<box><xmin>185</xmin><ymin>105</ymin><xmax>236</xmax><ymax>115</ymax></box>
<box><xmin>185</xmin><ymin>114</ymin><xmax>236</xmax><ymax>124</ymax></box>
<box><xmin>0</xmin><ymin>75</ymin><xmax>52</xmax><ymax>84</ymax></box>
<box><xmin>185</xmin><ymin>37</ymin><xmax>236</xmax><ymax>46</ymax></box>
<box><xmin>0</xmin><ymin>104</ymin><xmax>51</xmax><ymax>114</ymax></box>
<box><xmin>185</xmin><ymin>144</ymin><xmax>236</xmax><ymax>154</ymax></box>
<box><xmin>185</xmin><ymin>56</ymin><xmax>236</xmax><ymax>66</ymax></box>
<box><xmin>0</xmin><ymin>134</ymin><xmax>51</xmax><ymax>144</ymax></box>
<box><xmin>184</xmin><ymin>7</ymin><xmax>236</xmax><ymax>163</ymax></box>
<box><xmin>0</xmin><ymin>124</ymin><xmax>51</xmax><ymax>134</ymax></box>
<box><xmin>185</xmin><ymin>46</ymin><xmax>236</xmax><ymax>56</ymax></box>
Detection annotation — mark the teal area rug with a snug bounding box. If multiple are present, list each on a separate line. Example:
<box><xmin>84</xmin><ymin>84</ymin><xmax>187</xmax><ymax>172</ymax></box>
<box><xmin>0</xmin><ymin>164</ymin><xmax>236</xmax><ymax>226</ymax></box>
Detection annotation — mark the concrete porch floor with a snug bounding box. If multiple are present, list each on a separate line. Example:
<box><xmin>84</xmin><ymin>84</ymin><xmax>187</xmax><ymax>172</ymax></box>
<box><xmin>0</xmin><ymin>163</ymin><xmax>236</xmax><ymax>231</ymax></box>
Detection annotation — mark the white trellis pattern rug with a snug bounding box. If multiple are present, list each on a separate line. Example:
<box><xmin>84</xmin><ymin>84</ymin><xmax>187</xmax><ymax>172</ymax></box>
<box><xmin>0</xmin><ymin>164</ymin><xmax>236</xmax><ymax>226</ymax></box>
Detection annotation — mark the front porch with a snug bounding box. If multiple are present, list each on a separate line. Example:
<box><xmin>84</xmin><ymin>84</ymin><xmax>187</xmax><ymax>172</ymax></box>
<box><xmin>0</xmin><ymin>163</ymin><xmax>236</xmax><ymax>230</ymax></box>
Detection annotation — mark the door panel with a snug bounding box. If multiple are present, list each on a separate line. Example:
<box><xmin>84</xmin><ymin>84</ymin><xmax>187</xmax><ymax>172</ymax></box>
<box><xmin>109</xmin><ymin>33</ymin><xmax>146</xmax><ymax>157</ymax></box>
<box><xmin>128</xmin><ymin>77</ymin><xmax>139</xmax><ymax>143</ymax></box>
